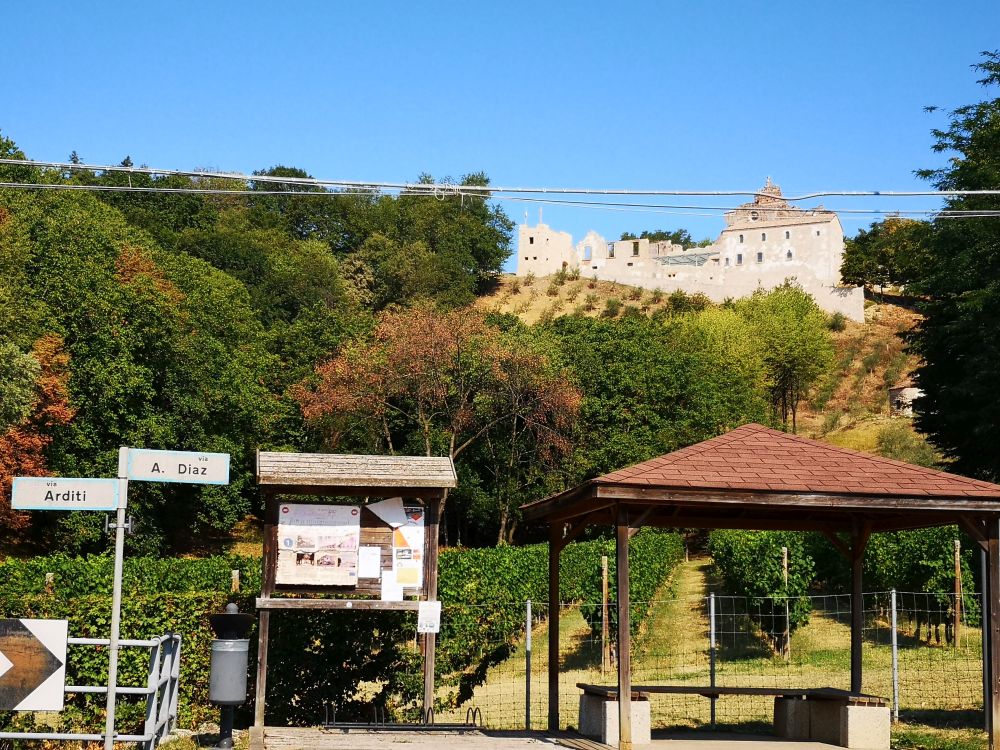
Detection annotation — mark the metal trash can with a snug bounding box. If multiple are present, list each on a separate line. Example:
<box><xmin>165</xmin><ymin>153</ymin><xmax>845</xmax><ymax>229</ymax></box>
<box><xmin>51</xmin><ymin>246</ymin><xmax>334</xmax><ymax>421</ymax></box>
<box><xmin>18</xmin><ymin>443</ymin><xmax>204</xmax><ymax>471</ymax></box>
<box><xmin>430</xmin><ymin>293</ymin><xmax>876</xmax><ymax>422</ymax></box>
<box><xmin>208</xmin><ymin>603</ymin><xmax>255</xmax><ymax>749</ymax></box>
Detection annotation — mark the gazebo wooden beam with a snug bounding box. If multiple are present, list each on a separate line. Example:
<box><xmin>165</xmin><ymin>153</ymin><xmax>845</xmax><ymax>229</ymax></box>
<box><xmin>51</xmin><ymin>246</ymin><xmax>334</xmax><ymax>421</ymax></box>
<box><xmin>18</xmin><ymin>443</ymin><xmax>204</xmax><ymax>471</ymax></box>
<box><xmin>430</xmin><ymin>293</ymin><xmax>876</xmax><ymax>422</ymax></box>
<box><xmin>616</xmin><ymin>505</ymin><xmax>633</xmax><ymax>750</ymax></box>
<box><xmin>850</xmin><ymin>520</ymin><xmax>872</xmax><ymax>693</ymax></box>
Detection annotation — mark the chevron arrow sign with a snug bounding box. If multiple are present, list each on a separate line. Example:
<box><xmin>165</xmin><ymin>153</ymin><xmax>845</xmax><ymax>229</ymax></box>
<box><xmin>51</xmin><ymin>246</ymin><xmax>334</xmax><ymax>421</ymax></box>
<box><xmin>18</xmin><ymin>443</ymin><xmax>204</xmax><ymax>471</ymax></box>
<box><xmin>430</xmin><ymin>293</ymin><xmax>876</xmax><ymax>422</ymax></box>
<box><xmin>0</xmin><ymin>619</ymin><xmax>68</xmax><ymax>711</ymax></box>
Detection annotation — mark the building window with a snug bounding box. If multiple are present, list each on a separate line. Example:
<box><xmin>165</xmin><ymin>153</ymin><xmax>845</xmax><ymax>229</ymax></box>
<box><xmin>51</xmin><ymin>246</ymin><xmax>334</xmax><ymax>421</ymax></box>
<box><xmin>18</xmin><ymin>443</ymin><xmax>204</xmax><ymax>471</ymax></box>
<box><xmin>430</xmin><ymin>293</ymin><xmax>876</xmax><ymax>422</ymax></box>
<box><xmin>786</xmin><ymin>249</ymin><xmax>793</xmax><ymax>260</ymax></box>
<box><xmin>529</xmin><ymin>237</ymin><xmax>534</xmax><ymax>244</ymax></box>
<box><xmin>739</xmin><ymin>234</ymin><xmax>744</xmax><ymax>243</ymax></box>
<box><xmin>532</xmin><ymin>256</ymin><xmax>537</xmax><ymax>261</ymax></box>
<box><xmin>756</xmin><ymin>252</ymin><xmax>763</xmax><ymax>263</ymax></box>
<box><xmin>583</xmin><ymin>245</ymin><xmax>592</xmax><ymax>261</ymax></box>
<box><xmin>627</xmin><ymin>262</ymin><xmax>633</xmax><ymax>267</ymax></box>
<box><xmin>761</xmin><ymin>232</ymin><xmax>767</xmax><ymax>241</ymax></box>
<box><xmin>816</xmin><ymin>230</ymin><xmax>821</xmax><ymax>236</ymax></box>
<box><xmin>608</xmin><ymin>245</ymin><xmax>615</xmax><ymax>259</ymax></box>
<box><xmin>785</xmin><ymin>231</ymin><xmax>790</xmax><ymax>240</ymax></box>
<box><xmin>632</xmin><ymin>241</ymin><xmax>640</xmax><ymax>256</ymax></box>
<box><xmin>725</xmin><ymin>257</ymin><xmax>730</xmax><ymax>266</ymax></box>
<box><xmin>736</xmin><ymin>253</ymin><xmax>743</xmax><ymax>265</ymax></box>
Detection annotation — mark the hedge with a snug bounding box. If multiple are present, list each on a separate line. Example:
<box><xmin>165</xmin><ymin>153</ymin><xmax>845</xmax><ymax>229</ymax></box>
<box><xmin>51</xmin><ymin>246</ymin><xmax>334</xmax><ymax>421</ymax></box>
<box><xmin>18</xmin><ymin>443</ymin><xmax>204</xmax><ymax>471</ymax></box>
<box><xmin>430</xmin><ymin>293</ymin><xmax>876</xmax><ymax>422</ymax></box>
<box><xmin>706</xmin><ymin>530</ymin><xmax>815</xmax><ymax>647</ymax></box>
<box><xmin>0</xmin><ymin>530</ymin><xmax>683</xmax><ymax>727</ymax></box>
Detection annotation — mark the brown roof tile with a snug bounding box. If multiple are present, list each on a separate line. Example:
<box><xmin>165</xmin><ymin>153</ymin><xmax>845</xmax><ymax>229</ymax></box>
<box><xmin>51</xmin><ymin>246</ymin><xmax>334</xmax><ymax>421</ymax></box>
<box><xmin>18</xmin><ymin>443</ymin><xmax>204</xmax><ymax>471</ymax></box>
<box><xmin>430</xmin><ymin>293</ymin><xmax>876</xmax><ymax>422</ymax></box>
<box><xmin>596</xmin><ymin>423</ymin><xmax>1000</xmax><ymax>500</ymax></box>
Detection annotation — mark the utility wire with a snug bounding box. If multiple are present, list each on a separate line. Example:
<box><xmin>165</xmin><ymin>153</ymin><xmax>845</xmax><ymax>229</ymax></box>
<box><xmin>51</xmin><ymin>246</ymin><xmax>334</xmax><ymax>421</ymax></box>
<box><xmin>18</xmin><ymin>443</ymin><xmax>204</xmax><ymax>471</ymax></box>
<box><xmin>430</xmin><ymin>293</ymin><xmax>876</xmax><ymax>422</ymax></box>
<box><xmin>1</xmin><ymin>179</ymin><xmax>996</xmax><ymax>219</ymax></box>
<box><xmin>2</xmin><ymin>158</ymin><xmax>1000</xmax><ymax>201</ymax></box>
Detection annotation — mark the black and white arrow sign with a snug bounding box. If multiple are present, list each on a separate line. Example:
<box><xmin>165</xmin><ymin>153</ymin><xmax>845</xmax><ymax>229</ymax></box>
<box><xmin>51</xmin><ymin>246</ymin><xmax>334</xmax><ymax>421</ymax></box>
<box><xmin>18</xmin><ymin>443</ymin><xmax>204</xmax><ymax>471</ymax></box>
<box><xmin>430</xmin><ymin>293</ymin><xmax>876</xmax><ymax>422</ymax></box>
<box><xmin>0</xmin><ymin>619</ymin><xmax>68</xmax><ymax>711</ymax></box>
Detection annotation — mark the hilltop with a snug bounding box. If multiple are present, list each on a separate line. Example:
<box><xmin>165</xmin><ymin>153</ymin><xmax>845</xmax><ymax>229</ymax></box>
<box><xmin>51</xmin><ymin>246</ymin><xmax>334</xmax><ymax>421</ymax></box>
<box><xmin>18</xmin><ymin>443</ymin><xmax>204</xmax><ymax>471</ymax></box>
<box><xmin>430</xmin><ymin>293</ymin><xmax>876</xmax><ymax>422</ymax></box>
<box><xmin>479</xmin><ymin>273</ymin><xmax>933</xmax><ymax>460</ymax></box>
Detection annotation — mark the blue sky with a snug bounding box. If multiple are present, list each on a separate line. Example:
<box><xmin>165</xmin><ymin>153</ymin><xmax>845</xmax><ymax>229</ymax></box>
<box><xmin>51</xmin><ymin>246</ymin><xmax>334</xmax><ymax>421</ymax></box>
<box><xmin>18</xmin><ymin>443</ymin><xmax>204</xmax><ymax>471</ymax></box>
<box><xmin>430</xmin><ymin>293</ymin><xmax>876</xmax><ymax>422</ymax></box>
<box><xmin>4</xmin><ymin>1</ymin><xmax>998</xmax><ymax>269</ymax></box>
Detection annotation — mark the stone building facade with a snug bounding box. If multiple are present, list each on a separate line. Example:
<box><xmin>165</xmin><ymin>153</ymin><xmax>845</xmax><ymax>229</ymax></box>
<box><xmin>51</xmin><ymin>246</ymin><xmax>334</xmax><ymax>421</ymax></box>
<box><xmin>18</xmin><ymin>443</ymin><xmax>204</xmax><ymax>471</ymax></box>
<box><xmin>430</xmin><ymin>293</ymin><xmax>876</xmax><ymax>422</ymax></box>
<box><xmin>515</xmin><ymin>179</ymin><xmax>864</xmax><ymax>320</ymax></box>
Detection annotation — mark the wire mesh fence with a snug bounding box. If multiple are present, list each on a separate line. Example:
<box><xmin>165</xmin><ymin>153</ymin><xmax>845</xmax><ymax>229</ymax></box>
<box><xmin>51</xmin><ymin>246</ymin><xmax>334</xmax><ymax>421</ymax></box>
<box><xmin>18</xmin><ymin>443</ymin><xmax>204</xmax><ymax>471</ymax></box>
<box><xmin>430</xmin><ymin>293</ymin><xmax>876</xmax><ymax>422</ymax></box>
<box><xmin>424</xmin><ymin>590</ymin><xmax>985</xmax><ymax>732</ymax></box>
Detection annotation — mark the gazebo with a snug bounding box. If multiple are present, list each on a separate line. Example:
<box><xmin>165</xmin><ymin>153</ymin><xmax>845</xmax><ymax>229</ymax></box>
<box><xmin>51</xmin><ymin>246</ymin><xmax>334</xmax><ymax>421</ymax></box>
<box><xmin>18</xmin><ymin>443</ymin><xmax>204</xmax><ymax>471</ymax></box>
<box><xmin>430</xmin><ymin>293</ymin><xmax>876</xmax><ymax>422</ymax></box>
<box><xmin>521</xmin><ymin>423</ymin><xmax>1000</xmax><ymax>749</ymax></box>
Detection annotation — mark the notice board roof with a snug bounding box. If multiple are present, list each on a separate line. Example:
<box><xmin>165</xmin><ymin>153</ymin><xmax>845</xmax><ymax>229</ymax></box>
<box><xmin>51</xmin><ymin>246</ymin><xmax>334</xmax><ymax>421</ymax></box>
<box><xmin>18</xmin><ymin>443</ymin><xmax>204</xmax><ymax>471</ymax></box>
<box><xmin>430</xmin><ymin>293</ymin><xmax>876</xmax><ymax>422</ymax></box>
<box><xmin>256</xmin><ymin>451</ymin><xmax>457</xmax><ymax>496</ymax></box>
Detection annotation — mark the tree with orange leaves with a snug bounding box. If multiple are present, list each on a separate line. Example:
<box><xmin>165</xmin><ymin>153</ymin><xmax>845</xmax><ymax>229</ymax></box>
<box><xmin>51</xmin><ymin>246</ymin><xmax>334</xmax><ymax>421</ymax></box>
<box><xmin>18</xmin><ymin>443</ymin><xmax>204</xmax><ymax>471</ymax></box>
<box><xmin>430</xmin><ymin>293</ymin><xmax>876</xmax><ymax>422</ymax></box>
<box><xmin>0</xmin><ymin>334</ymin><xmax>76</xmax><ymax>543</ymax></box>
<box><xmin>295</xmin><ymin>306</ymin><xmax>580</xmax><ymax>543</ymax></box>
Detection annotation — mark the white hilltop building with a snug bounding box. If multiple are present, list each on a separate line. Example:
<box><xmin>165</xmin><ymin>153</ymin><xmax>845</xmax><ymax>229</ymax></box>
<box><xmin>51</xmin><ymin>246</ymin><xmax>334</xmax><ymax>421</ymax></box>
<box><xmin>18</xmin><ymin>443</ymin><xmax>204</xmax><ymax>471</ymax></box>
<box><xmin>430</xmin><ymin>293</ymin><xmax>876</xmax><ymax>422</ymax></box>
<box><xmin>515</xmin><ymin>178</ymin><xmax>864</xmax><ymax>321</ymax></box>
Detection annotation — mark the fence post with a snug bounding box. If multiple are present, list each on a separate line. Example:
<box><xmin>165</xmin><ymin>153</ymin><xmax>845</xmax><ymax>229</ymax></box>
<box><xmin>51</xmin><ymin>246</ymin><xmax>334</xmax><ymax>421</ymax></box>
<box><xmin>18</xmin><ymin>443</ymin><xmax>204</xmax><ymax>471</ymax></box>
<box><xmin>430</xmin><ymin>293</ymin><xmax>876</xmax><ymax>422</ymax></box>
<box><xmin>983</xmin><ymin>549</ymin><xmax>991</xmax><ymax>735</ymax></box>
<box><xmin>601</xmin><ymin>555</ymin><xmax>610</xmax><ymax>673</ymax></box>
<box><xmin>890</xmin><ymin>589</ymin><xmax>899</xmax><ymax>723</ymax></box>
<box><xmin>954</xmin><ymin>539</ymin><xmax>962</xmax><ymax>649</ymax></box>
<box><xmin>525</xmin><ymin>600</ymin><xmax>532</xmax><ymax>731</ymax></box>
<box><xmin>141</xmin><ymin>639</ymin><xmax>162</xmax><ymax>750</ymax></box>
<box><xmin>782</xmin><ymin>546</ymin><xmax>791</xmax><ymax>660</ymax></box>
<box><xmin>709</xmin><ymin>592</ymin><xmax>717</xmax><ymax>728</ymax></box>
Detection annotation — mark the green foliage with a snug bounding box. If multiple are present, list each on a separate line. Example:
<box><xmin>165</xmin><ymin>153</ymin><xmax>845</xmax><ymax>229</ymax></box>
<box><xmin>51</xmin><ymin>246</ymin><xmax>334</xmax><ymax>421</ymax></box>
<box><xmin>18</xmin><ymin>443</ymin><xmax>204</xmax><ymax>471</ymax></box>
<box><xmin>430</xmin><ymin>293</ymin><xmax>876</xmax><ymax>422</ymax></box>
<box><xmin>546</xmin><ymin>314</ymin><xmax>770</xmax><ymax>478</ymax></box>
<box><xmin>601</xmin><ymin>297</ymin><xmax>622</xmax><ymax>318</ymax></box>
<box><xmin>827</xmin><ymin>311</ymin><xmax>847</xmax><ymax>332</ymax></box>
<box><xmin>875</xmin><ymin>422</ymin><xmax>940</xmax><ymax>468</ymax></box>
<box><xmin>0</xmin><ymin>341</ymin><xmax>39</xmax><ymax>429</ymax></box>
<box><xmin>707</xmin><ymin>530</ymin><xmax>815</xmax><ymax>635</ymax></box>
<box><xmin>735</xmin><ymin>282</ymin><xmax>835</xmax><ymax>431</ymax></box>
<box><xmin>841</xmin><ymin>218</ymin><xmax>931</xmax><ymax>291</ymax></box>
<box><xmin>907</xmin><ymin>52</ymin><xmax>1000</xmax><ymax>481</ymax></box>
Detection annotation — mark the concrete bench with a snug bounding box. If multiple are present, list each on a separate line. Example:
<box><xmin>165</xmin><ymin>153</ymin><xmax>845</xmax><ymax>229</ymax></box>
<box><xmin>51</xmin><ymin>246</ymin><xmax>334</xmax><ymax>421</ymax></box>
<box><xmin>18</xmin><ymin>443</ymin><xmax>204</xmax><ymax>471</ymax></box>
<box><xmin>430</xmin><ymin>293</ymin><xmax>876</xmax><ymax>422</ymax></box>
<box><xmin>576</xmin><ymin>683</ymin><xmax>889</xmax><ymax>749</ymax></box>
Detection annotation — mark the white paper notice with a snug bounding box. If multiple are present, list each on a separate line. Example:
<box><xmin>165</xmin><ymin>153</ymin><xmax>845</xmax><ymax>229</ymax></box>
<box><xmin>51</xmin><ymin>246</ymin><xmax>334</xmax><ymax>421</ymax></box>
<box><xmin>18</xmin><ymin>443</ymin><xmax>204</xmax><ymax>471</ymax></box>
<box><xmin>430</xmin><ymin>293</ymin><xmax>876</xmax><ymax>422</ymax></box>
<box><xmin>367</xmin><ymin>497</ymin><xmax>407</xmax><ymax>528</ymax></box>
<box><xmin>358</xmin><ymin>546</ymin><xmax>382</xmax><ymax>579</ymax></box>
<box><xmin>275</xmin><ymin>503</ymin><xmax>361</xmax><ymax>587</ymax></box>
<box><xmin>380</xmin><ymin>570</ymin><xmax>404</xmax><ymax>602</ymax></box>
<box><xmin>417</xmin><ymin>600</ymin><xmax>442</xmax><ymax>633</ymax></box>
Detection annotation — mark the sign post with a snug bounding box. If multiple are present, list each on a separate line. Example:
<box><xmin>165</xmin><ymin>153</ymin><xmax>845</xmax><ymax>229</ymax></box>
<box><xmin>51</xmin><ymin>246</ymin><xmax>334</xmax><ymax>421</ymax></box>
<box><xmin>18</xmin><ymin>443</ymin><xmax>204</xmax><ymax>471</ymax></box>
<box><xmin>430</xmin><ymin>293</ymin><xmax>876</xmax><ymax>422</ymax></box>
<box><xmin>13</xmin><ymin>446</ymin><xmax>229</xmax><ymax>749</ymax></box>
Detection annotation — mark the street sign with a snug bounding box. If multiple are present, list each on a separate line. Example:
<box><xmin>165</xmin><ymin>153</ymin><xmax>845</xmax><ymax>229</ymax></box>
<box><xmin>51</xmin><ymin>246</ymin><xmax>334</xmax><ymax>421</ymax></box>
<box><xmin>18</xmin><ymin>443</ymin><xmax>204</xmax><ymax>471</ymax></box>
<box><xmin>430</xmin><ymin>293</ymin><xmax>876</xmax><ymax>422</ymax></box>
<box><xmin>126</xmin><ymin>448</ymin><xmax>230</xmax><ymax>485</ymax></box>
<box><xmin>11</xmin><ymin>477</ymin><xmax>120</xmax><ymax>511</ymax></box>
<box><xmin>0</xmin><ymin>619</ymin><xmax>67</xmax><ymax>711</ymax></box>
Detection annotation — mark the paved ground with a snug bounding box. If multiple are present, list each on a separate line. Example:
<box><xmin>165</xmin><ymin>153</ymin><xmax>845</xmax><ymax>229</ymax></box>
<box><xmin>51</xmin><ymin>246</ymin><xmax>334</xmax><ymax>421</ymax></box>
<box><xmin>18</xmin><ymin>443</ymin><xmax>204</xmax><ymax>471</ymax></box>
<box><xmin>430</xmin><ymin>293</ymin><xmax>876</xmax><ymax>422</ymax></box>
<box><xmin>250</xmin><ymin>726</ymin><xmax>843</xmax><ymax>750</ymax></box>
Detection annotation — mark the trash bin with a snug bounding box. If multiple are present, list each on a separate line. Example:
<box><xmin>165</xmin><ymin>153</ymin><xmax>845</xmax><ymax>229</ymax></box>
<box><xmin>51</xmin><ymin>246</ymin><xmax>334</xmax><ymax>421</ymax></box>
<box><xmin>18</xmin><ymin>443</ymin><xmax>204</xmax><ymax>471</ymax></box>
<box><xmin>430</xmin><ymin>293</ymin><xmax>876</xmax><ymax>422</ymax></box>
<box><xmin>208</xmin><ymin>603</ymin><xmax>255</xmax><ymax>748</ymax></box>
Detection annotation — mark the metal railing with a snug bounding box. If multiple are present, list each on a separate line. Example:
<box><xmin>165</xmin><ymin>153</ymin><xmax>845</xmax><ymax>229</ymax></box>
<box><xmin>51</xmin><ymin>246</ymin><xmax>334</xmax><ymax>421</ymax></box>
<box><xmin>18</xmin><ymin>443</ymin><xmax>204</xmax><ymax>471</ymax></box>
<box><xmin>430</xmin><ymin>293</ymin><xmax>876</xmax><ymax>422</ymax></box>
<box><xmin>0</xmin><ymin>633</ymin><xmax>181</xmax><ymax>750</ymax></box>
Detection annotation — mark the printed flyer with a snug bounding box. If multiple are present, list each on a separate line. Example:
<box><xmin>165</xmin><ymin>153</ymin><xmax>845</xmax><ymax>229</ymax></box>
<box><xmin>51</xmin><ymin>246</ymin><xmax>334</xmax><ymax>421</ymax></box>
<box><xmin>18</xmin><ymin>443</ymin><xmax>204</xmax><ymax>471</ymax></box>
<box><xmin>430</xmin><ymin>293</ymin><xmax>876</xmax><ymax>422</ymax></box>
<box><xmin>276</xmin><ymin>503</ymin><xmax>361</xmax><ymax>586</ymax></box>
<box><xmin>392</xmin><ymin>504</ymin><xmax>425</xmax><ymax>588</ymax></box>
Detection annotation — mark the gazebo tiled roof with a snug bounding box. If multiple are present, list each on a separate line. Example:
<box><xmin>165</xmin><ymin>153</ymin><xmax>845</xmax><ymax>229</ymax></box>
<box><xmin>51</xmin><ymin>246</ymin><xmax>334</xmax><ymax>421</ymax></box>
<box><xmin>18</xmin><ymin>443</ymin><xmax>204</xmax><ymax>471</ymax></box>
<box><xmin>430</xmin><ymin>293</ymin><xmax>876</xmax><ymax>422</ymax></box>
<box><xmin>598</xmin><ymin>423</ymin><xmax>1000</xmax><ymax>498</ymax></box>
<box><xmin>521</xmin><ymin>423</ymin><xmax>1000</xmax><ymax>532</ymax></box>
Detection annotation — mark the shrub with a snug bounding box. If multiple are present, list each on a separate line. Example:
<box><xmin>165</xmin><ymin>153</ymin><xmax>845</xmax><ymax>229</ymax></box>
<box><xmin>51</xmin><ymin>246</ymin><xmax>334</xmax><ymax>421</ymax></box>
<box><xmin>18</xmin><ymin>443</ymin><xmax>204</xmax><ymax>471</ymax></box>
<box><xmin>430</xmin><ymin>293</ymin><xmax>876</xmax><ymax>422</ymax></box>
<box><xmin>627</xmin><ymin>287</ymin><xmax>642</xmax><ymax>301</ymax></box>
<box><xmin>602</xmin><ymin>297</ymin><xmax>622</xmax><ymax>318</ymax></box>
<box><xmin>524</xmin><ymin>271</ymin><xmax>535</xmax><ymax>287</ymax></box>
<box><xmin>510</xmin><ymin>278</ymin><xmax>521</xmax><ymax>294</ymax></box>
<box><xmin>567</xmin><ymin>267</ymin><xmax>581</xmax><ymax>281</ymax></box>
<box><xmin>828</xmin><ymin>311</ymin><xmax>847</xmax><ymax>331</ymax></box>
<box><xmin>565</xmin><ymin>282</ymin><xmax>583</xmax><ymax>302</ymax></box>
<box><xmin>588</xmin><ymin>274</ymin><xmax>598</xmax><ymax>289</ymax></box>
<box><xmin>554</xmin><ymin>267</ymin><xmax>568</xmax><ymax>285</ymax></box>
<box><xmin>648</xmin><ymin>288</ymin><xmax>664</xmax><ymax>305</ymax></box>
<box><xmin>546</xmin><ymin>280</ymin><xmax>560</xmax><ymax>297</ymax></box>
<box><xmin>583</xmin><ymin>292</ymin><xmax>599</xmax><ymax>311</ymax></box>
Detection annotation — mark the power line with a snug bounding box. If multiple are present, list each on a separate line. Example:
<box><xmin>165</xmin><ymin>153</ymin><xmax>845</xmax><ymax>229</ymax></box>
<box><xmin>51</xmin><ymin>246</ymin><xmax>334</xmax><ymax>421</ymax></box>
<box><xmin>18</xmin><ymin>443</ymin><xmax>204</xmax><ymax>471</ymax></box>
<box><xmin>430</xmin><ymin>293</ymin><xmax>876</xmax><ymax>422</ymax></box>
<box><xmin>1</xmin><ymin>179</ymin><xmax>998</xmax><ymax>219</ymax></box>
<box><xmin>2</xmin><ymin>158</ymin><xmax>1000</xmax><ymax>201</ymax></box>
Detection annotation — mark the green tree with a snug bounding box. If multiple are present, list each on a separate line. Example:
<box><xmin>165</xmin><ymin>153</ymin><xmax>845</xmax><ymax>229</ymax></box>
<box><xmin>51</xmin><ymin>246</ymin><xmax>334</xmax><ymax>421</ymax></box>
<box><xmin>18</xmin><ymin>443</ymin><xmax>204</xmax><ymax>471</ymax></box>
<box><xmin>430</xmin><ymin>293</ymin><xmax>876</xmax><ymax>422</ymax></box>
<box><xmin>909</xmin><ymin>52</ymin><xmax>1000</xmax><ymax>480</ymax></box>
<box><xmin>841</xmin><ymin>217</ymin><xmax>930</xmax><ymax>292</ymax></box>
<box><xmin>736</xmin><ymin>282</ymin><xmax>834</xmax><ymax>432</ymax></box>
<box><xmin>0</xmin><ymin>342</ymin><xmax>40</xmax><ymax>430</ymax></box>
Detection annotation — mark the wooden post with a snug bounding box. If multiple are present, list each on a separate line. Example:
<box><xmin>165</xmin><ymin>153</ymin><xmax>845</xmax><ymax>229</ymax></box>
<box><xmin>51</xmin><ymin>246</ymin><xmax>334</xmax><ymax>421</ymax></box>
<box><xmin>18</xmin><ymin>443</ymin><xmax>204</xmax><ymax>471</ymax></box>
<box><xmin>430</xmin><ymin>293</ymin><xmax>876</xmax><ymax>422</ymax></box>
<box><xmin>616</xmin><ymin>506</ymin><xmax>632</xmax><ymax>750</ymax></box>
<box><xmin>987</xmin><ymin>519</ymin><xmax>1000</xmax><ymax>749</ymax></box>
<box><xmin>254</xmin><ymin>496</ymin><xmax>278</xmax><ymax>728</ymax></box>
<box><xmin>850</xmin><ymin>522</ymin><xmax>870</xmax><ymax>694</ymax></box>
<box><xmin>601</xmin><ymin>555</ymin><xmax>610</xmax><ymax>673</ymax></box>
<box><xmin>231</xmin><ymin>569</ymin><xmax>240</xmax><ymax>594</ymax></box>
<box><xmin>422</xmin><ymin>496</ymin><xmax>441</xmax><ymax>718</ymax></box>
<box><xmin>954</xmin><ymin>539</ymin><xmax>962</xmax><ymax>648</ymax></box>
<box><xmin>548</xmin><ymin>523</ymin><xmax>562</xmax><ymax>732</ymax></box>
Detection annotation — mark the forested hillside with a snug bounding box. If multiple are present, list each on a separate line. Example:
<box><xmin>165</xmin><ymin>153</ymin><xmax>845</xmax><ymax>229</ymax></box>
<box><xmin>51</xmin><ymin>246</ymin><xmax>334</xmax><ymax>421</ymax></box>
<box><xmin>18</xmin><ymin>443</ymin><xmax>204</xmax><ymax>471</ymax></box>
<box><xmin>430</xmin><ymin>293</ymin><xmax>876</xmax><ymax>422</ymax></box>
<box><xmin>0</xmin><ymin>131</ymin><xmax>846</xmax><ymax>554</ymax></box>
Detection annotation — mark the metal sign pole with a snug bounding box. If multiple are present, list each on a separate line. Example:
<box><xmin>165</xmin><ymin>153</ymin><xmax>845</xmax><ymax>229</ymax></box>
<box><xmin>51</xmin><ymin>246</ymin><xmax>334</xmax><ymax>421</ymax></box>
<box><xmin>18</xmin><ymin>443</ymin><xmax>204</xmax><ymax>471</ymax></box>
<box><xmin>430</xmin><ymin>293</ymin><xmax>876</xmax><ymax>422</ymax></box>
<box><xmin>104</xmin><ymin>447</ymin><xmax>129</xmax><ymax>750</ymax></box>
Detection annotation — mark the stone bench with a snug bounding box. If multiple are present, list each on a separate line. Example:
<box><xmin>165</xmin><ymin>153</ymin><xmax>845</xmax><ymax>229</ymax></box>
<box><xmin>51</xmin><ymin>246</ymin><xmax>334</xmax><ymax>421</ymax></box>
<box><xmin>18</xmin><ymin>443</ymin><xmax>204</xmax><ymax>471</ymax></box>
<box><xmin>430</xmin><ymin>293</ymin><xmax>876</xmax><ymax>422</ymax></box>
<box><xmin>576</xmin><ymin>683</ymin><xmax>889</xmax><ymax>749</ymax></box>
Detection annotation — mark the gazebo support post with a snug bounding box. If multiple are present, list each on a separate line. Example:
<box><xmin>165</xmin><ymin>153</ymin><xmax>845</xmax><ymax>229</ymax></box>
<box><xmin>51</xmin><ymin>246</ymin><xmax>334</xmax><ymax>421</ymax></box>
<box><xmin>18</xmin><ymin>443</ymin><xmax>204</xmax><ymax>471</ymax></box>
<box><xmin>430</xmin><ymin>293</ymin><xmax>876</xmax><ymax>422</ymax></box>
<box><xmin>548</xmin><ymin>523</ymin><xmax>562</xmax><ymax>731</ymax></box>
<box><xmin>850</xmin><ymin>521</ymin><xmax>871</xmax><ymax>694</ymax></box>
<box><xmin>616</xmin><ymin>505</ymin><xmax>632</xmax><ymax>750</ymax></box>
<box><xmin>421</xmin><ymin>496</ymin><xmax>442</xmax><ymax>718</ymax></box>
<box><xmin>988</xmin><ymin>519</ymin><xmax>1000</xmax><ymax>749</ymax></box>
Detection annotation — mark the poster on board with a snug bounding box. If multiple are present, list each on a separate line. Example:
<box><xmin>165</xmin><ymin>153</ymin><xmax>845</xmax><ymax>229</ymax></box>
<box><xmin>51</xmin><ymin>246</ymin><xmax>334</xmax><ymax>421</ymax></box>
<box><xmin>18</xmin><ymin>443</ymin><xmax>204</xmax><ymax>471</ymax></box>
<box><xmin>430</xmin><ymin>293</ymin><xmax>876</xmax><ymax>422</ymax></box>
<box><xmin>392</xmin><ymin>504</ymin><xmax>425</xmax><ymax>588</ymax></box>
<box><xmin>276</xmin><ymin>503</ymin><xmax>361</xmax><ymax>586</ymax></box>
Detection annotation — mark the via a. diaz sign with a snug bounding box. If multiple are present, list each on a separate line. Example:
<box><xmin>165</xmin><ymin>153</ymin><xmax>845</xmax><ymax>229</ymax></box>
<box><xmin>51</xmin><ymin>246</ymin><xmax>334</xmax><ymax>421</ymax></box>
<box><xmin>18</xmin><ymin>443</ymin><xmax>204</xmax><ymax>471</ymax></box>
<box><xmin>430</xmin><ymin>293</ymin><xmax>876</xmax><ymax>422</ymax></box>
<box><xmin>11</xmin><ymin>477</ymin><xmax>120</xmax><ymax>511</ymax></box>
<box><xmin>126</xmin><ymin>448</ymin><xmax>230</xmax><ymax>485</ymax></box>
